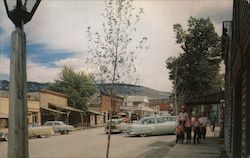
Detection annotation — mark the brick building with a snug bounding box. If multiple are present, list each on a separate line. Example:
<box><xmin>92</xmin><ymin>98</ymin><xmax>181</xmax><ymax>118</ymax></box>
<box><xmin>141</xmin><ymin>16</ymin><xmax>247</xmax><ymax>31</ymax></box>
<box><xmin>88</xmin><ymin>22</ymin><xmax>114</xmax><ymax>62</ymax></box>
<box><xmin>88</xmin><ymin>92</ymin><xmax>124</xmax><ymax>126</ymax></box>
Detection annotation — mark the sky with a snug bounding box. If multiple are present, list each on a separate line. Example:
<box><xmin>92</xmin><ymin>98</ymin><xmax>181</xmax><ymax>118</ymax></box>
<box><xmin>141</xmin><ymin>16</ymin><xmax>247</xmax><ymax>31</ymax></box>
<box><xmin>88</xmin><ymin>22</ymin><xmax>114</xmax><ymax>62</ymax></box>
<box><xmin>0</xmin><ymin>0</ymin><xmax>233</xmax><ymax>92</ymax></box>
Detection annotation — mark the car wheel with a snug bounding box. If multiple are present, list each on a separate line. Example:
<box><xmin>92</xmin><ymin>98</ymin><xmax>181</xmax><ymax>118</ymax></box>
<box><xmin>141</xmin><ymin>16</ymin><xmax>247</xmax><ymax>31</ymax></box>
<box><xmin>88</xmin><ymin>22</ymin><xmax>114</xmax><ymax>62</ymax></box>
<box><xmin>4</xmin><ymin>134</ymin><xmax>8</xmax><ymax>141</ymax></box>
<box><xmin>140</xmin><ymin>133</ymin><xmax>147</xmax><ymax>137</ymax></box>
<box><xmin>37</xmin><ymin>135</ymin><xmax>42</xmax><ymax>138</ymax></box>
<box><xmin>62</xmin><ymin>130</ymin><xmax>69</xmax><ymax>134</ymax></box>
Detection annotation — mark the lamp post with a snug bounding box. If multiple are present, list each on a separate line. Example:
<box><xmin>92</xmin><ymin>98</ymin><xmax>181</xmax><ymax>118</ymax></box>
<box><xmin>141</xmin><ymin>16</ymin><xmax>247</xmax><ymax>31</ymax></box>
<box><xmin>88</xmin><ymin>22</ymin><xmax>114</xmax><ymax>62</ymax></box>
<box><xmin>3</xmin><ymin>1</ymin><xmax>41</xmax><ymax>158</ymax></box>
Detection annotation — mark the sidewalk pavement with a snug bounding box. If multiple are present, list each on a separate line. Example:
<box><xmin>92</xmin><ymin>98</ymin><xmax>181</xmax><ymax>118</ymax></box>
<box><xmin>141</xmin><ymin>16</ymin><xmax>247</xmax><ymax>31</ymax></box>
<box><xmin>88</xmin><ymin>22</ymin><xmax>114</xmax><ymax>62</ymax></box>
<box><xmin>162</xmin><ymin>127</ymin><xmax>227</xmax><ymax>158</ymax></box>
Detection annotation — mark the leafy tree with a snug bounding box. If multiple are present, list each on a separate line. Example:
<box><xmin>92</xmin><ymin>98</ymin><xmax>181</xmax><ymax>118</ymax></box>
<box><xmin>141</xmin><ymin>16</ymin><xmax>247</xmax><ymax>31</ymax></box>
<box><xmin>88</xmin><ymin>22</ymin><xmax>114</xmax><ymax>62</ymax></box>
<box><xmin>166</xmin><ymin>17</ymin><xmax>223</xmax><ymax>108</ymax></box>
<box><xmin>86</xmin><ymin>0</ymin><xmax>148</xmax><ymax>157</ymax></box>
<box><xmin>48</xmin><ymin>66</ymin><xmax>96</xmax><ymax>111</ymax></box>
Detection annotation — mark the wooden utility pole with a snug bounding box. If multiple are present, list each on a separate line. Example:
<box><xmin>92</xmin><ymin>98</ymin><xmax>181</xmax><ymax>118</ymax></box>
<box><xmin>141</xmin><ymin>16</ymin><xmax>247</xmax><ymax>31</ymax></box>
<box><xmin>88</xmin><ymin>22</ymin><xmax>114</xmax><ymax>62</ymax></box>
<box><xmin>8</xmin><ymin>27</ymin><xmax>28</xmax><ymax>158</ymax></box>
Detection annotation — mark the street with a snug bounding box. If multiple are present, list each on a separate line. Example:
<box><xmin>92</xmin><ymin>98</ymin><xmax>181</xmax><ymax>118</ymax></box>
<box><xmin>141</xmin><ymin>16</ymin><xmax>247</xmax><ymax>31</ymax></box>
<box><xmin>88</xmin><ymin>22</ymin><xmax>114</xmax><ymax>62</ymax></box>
<box><xmin>0</xmin><ymin>127</ymin><xmax>175</xmax><ymax>158</ymax></box>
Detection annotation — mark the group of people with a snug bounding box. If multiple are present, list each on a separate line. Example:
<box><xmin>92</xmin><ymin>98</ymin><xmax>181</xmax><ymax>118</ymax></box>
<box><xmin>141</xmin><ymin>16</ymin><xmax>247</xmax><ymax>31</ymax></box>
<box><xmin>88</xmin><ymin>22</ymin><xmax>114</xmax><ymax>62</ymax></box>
<box><xmin>175</xmin><ymin>106</ymin><xmax>217</xmax><ymax>144</ymax></box>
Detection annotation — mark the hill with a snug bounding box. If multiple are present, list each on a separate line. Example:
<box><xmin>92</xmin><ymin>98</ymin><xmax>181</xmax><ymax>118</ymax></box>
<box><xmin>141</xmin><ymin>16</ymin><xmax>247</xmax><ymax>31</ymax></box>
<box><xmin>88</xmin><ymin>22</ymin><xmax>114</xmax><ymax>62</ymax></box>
<box><xmin>0</xmin><ymin>80</ymin><xmax>49</xmax><ymax>92</ymax></box>
<box><xmin>0</xmin><ymin>80</ymin><xmax>171</xmax><ymax>99</ymax></box>
<box><xmin>96</xmin><ymin>83</ymin><xmax>171</xmax><ymax>100</ymax></box>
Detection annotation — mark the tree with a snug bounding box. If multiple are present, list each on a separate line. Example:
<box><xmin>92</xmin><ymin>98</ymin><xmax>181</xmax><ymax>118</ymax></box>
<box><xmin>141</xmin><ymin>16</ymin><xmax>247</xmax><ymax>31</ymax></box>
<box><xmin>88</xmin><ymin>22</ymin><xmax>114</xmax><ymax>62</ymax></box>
<box><xmin>86</xmin><ymin>0</ymin><xmax>148</xmax><ymax>157</ymax></box>
<box><xmin>48</xmin><ymin>66</ymin><xmax>96</xmax><ymax>111</ymax></box>
<box><xmin>166</xmin><ymin>17</ymin><xmax>223</xmax><ymax>108</ymax></box>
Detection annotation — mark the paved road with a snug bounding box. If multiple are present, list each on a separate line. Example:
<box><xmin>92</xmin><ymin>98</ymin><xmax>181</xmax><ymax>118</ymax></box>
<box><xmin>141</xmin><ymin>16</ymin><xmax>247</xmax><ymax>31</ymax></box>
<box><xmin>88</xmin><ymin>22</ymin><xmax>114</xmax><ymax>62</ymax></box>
<box><xmin>0</xmin><ymin>127</ymin><xmax>175</xmax><ymax>158</ymax></box>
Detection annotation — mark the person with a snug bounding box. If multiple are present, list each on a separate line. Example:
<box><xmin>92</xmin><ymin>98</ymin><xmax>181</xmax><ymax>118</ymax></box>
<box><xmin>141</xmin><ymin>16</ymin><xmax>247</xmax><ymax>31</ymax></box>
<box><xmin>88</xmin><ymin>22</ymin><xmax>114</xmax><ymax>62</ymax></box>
<box><xmin>192</xmin><ymin>116</ymin><xmax>201</xmax><ymax>144</ymax></box>
<box><xmin>178</xmin><ymin>106</ymin><xmax>188</xmax><ymax>125</ymax></box>
<box><xmin>185</xmin><ymin>115</ymin><xmax>192</xmax><ymax>144</ymax></box>
<box><xmin>198</xmin><ymin>112</ymin><xmax>207</xmax><ymax>139</ymax></box>
<box><xmin>209</xmin><ymin>110</ymin><xmax>217</xmax><ymax>132</ymax></box>
<box><xmin>122</xmin><ymin>116</ymin><xmax>129</xmax><ymax>123</ymax></box>
<box><xmin>176</xmin><ymin>122</ymin><xmax>185</xmax><ymax>144</ymax></box>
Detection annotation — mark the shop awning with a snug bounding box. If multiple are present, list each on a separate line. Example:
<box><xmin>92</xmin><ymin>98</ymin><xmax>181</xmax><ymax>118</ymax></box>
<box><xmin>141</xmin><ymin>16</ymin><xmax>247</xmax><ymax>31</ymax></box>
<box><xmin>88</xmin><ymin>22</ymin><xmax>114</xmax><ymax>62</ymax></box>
<box><xmin>87</xmin><ymin>109</ymin><xmax>103</xmax><ymax>115</ymax></box>
<box><xmin>185</xmin><ymin>91</ymin><xmax>224</xmax><ymax>106</ymax></box>
<box><xmin>48</xmin><ymin>103</ymin><xmax>85</xmax><ymax>113</ymax></box>
<box><xmin>40</xmin><ymin>107</ymin><xmax>66</xmax><ymax>115</ymax></box>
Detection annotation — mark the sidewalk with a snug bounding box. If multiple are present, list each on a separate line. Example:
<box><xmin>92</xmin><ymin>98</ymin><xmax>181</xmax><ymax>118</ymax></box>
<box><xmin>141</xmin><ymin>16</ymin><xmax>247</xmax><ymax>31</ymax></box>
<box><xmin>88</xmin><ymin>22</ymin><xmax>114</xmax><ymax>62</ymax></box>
<box><xmin>162</xmin><ymin>127</ymin><xmax>227</xmax><ymax>158</ymax></box>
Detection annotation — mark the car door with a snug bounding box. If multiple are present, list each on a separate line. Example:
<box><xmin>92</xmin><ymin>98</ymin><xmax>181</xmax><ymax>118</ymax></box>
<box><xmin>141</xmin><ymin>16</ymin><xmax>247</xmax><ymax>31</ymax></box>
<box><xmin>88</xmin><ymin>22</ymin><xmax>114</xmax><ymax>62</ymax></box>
<box><xmin>53</xmin><ymin>122</ymin><xmax>61</xmax><ymax>133</ymax></box>
<box><xmin>167</xmin><ymin>120</ymin><xmax>177</xmax><ymax>133</ymax></box>
<box><xmin>155</xmin><ymin>118</ymin><xmax>168</xmax><ymax>135</ymax></box>
<box><xmin>148</xmin><ymin>118</ymin><xmax>161</xmax><ymax>135</ymax></box>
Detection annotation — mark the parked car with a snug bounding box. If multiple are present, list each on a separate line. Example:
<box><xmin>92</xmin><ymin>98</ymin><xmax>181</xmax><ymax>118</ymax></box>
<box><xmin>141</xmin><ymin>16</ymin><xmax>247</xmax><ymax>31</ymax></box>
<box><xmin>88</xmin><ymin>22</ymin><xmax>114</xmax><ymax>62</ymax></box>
<box><xmin>105</xmin><ymin>119</ymin><xmax>128</xmax><ymax>134</ymax></box>
<box><xmin>0</xmin><ymin>126</ymin><xmax>54</xmax><ymax>141</ymax></box>
<box><xmin>125</xmin><ymin>116</ymin><xmax>177</xmax><ymax>137</ymax></box>
<box><xmin>43</xmin><ymin>121</ymin><xmax>74</xmax><ymax>134</ymax></box>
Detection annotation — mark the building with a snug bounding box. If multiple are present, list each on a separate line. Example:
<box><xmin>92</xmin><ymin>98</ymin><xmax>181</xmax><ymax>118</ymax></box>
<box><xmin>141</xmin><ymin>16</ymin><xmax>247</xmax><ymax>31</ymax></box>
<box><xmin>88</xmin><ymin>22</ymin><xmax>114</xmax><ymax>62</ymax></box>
<box><xmin>0</xmin><ymin>90</ymin><xmax>41</xmax><ymax>128</ymax></box>
<box><xmin>149</xmin><ymin>99</ymin><xmax>173</xmax><ymax>115</ymax></box>
<box><xmin>39</xmin><ymin>90</ymin><xmax>85</xmax><ymax>126</ymax></box>
<box><xmin>223</xmin><ymin>0</ymin><xmax>250</xmax><ymax>157</ymax></box>
<box><xmin>120</xmin><ymin>96</ymin><xmax>154</xmax><ymax>120</ymax></box>
<box><xmin>88</xmin><ymin>92</ymin><xmax>124</xmax><ymax>126</ymax></box>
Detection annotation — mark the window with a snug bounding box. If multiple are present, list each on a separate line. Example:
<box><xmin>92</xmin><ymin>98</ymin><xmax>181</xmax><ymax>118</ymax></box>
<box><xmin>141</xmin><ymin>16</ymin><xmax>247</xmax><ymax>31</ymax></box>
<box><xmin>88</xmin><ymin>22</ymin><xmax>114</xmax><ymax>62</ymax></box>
<box><xmin>54</xmin><ymin>122</ymin><xmax>60</xmax><ymax>126</ymax></box>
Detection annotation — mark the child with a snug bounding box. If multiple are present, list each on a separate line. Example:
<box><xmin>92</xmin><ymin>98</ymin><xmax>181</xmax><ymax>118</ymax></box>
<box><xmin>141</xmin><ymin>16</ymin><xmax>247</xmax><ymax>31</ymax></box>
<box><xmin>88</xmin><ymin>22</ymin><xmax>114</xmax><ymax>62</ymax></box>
<box><xmin>198</xmin><ymin>112</ymin><xmax>207</xmax><ymax>139</ymax></box>
<box><xmin>185</xmin><ymin>116</ymin><xmax>192</xmax><ymax>144</ymax></box>
<box><xmin>176</xmin><ymin>122</ymin><xmax>185</xmax><ymax>144</ymax></box>
<box><xmin>192</xmin><ymin>116</ymin><xmax>201</xmax><ymax>144</ymax></box>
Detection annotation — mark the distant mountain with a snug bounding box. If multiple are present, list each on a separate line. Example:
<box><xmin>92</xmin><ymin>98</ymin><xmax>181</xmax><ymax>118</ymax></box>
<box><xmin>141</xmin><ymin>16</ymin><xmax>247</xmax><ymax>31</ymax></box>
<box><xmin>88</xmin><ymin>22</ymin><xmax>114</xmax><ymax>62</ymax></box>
<box><xmin>0</xmin><ymin>80</ymin><xmax>171</xmax><ymax>99</ymax></box>
<box><xmin>0</xmin><ymin>80</ymin><xmax>49</xmax><ymax>92</ymax></box>
<box><xmin>96</xmin><ymin>83</ymin><xmax>171</xmax><ymax>100</ymax></box>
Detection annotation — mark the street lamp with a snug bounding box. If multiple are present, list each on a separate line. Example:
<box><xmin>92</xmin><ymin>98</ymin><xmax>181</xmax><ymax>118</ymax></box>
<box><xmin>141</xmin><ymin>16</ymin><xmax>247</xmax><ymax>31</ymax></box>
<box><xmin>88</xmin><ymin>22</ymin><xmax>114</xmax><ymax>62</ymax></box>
<box><xmin>3</xmin><ymin>1</ymin><xmax>41</xmax><ymax>158</ymax></box>
<box><xmin>4</xmin><ymin>0</ymin><xmax>41</xmax><ymax>28</ymax></box>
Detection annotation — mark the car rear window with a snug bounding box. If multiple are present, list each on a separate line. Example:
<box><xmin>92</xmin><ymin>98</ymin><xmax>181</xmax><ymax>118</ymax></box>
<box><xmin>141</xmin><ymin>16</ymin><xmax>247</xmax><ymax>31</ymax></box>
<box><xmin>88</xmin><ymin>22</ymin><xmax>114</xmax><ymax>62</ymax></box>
<box><xmin>44</xmin><ymin>122</ymin><xmax>52</xmax><ymax>126</ymax></box>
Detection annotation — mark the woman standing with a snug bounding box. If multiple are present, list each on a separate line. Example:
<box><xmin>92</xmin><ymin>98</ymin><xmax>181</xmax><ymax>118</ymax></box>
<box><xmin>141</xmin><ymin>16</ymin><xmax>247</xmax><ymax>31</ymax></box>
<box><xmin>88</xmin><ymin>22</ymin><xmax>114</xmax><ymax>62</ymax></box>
<box><xmin>185</xmin><ymin>116</ymin><xmax>192</xmax><ymax>144</ymax></box>
<box><xmin>192</xmin><ymin>116</ymin><xmax>201</xmax><ymax>144</ymax></box>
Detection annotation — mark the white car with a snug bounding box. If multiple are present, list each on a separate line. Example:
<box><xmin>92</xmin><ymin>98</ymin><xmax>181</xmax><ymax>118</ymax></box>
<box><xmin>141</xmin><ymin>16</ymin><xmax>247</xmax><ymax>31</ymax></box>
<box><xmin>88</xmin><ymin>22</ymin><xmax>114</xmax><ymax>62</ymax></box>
<box><xmin>105</xmin><ymin>119</ymin><xmax>128</xmax><ymax>134</ymax></box>
<box><xmin>125</xmin><ymin>116</ymin><xmax>177</xmax><ymax>137</ymax></box>
<box><xmin>0</xmin><ymin>126</ymin><xmax>54</xmax><ymax>141</ymax></box>
<box><xmin>44</xmin><ymin>121</ymin><xmax>74</xmax><ymax>134</ymax></box>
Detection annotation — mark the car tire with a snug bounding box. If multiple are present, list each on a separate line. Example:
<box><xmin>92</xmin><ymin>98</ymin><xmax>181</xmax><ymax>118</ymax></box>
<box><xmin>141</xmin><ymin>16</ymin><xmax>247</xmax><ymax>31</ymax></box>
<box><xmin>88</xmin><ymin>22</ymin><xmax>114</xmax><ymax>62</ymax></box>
<box><xmin>4</xmin><ymin>134</ymin><xmax>8</xmax><ymax>141</ymax></box>
<box><xmin>62</xmin><ymin>130</ymin><xmax>69</xmax><ymax>134</ymax></box>
<box><xmin>140</xmin><ymin>133</ymin><xmax>147</xmax><ymax>137</ymax></box>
